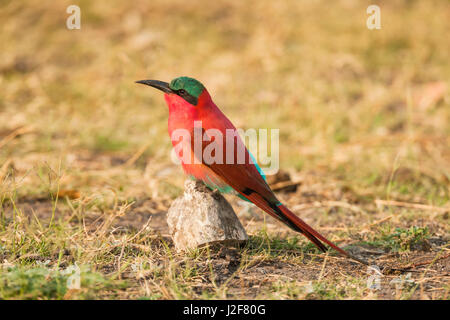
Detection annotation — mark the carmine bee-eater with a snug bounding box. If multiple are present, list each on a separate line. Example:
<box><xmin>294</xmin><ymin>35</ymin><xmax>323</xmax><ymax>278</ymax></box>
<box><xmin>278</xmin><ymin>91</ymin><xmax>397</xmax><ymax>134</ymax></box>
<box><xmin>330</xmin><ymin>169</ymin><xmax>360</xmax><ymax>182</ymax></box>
<box><xmin>137</xmin><ymin>76</ymin><xmax>366</xmax><ymax>264</ymax></box>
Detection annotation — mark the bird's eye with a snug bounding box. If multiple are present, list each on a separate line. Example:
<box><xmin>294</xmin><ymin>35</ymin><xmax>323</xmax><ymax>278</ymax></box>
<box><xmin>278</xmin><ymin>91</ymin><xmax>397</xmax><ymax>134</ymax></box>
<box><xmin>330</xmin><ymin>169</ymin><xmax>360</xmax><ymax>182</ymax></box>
<box><xmin>178</xmin><ymin>89</ymin><xmax>186</xmax><ymax>95</ymax></box>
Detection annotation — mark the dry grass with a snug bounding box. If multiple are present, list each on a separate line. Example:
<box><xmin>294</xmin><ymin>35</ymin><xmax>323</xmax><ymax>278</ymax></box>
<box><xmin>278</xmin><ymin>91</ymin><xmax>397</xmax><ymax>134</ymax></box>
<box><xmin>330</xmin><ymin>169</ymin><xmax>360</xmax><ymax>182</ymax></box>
<box><xmin>0</xmin><ymin>0</ymin><xmax>449</xmax><ymax>299</ymax></box>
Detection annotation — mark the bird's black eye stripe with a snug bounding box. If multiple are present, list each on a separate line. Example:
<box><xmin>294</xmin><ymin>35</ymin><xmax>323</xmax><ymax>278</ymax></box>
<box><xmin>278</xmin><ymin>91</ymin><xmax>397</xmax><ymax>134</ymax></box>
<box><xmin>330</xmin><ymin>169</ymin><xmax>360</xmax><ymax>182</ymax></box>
<box><xmin>176</xmin><ymin>89</ymin><xmax>198</xmax><ymax>105</ymax></box>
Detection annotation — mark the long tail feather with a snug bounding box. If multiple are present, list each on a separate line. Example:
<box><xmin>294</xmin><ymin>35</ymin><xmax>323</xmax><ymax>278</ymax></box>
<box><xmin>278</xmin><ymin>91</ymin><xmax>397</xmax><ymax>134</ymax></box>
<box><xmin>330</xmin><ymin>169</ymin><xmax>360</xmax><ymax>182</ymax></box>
<box><xmin>277</xmin><ymin>204</ymin><xmax>369</xmax><ymax>265</ymax></box>
<box><xmin>277</xmin><ymin>204</ymin><xmax>348</xmax><ymax>256</ymax></box>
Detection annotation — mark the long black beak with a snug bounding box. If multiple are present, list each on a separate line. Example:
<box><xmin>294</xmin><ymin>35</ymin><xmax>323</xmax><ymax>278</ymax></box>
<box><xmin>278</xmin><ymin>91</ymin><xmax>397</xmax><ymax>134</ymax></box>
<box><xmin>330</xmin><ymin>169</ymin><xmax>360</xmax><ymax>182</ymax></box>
<box><xmin>135</xmin><ymin>80</ymin><xmax>173</xmax><ymax>94</ymax></box>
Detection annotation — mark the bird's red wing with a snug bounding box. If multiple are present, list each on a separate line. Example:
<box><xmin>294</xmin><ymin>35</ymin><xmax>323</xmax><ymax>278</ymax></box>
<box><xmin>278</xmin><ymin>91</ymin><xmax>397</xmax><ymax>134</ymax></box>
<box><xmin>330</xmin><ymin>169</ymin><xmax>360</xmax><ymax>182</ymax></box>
<box><xmin>196</xmin><ymin>127</ymin><xmax>308</xmax><ymax>227</ymax></box>
<box><xmin>194</xmin><ymin>125</ymin><xmax>279</xmax><ymax>204</ymax></box>
<box><xmin>185</xmin><ymin>125</ymin><xmax>286</xmax><ymax>219</ymax></box>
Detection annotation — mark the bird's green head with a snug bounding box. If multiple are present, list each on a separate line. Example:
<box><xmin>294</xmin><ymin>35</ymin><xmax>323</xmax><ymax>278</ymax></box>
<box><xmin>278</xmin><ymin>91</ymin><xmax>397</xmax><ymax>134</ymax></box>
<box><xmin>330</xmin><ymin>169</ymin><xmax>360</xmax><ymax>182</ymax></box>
<box><xmin>169</xmin><ymin>77</ymin><xmax>205</xmax><ymax>101</ymax></box>
<box><xmin>136</xmin><ymin>76</ymin><xmax>206</xmax><ymax>106</ymax></box>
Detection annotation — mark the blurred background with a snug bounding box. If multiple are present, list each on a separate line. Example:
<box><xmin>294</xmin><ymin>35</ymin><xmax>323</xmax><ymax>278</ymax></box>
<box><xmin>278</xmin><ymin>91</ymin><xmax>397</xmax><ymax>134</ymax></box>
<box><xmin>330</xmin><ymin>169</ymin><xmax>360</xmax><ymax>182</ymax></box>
<box><xmin>1</xmin><ymin>0</ymin><xmax>448</xmax><ymax>203</ymax></box>
<box><xmin>0</xmin><ymin>0</ymin><xmax>449</xmax><ymax>300</ymax></box>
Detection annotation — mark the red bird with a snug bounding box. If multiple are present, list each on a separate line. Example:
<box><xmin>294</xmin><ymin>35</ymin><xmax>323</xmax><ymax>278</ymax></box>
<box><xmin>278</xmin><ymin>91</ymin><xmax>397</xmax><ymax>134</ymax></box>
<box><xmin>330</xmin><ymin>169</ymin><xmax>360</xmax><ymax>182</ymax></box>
<box><xmin>137</xmin><ymin>76</ymin><xmax>365</xmax><ymax>264</ymax></box>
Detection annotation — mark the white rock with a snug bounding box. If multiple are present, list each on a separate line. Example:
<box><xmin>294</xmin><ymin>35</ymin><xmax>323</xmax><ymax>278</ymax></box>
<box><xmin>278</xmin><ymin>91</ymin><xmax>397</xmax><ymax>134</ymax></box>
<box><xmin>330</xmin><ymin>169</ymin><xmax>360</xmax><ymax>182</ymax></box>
<box><xmin>167</xmin><ymin>180</ymin><xmax>248</xmax><ymax>251</ymax></box>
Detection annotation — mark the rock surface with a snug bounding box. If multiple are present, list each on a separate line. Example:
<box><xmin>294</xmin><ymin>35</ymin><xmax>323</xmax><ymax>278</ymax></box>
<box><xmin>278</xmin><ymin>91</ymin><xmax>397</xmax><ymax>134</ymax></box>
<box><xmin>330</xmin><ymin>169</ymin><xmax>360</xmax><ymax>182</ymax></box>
<box><xmin>167</xmin><ymin>180</ymin><xmax>248</xmax><ymax>251</ymax></box>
